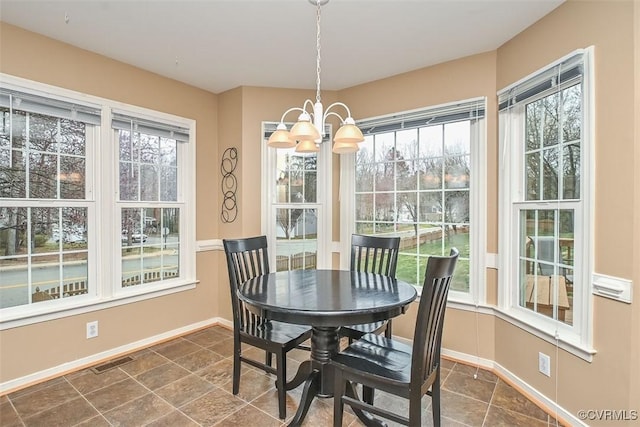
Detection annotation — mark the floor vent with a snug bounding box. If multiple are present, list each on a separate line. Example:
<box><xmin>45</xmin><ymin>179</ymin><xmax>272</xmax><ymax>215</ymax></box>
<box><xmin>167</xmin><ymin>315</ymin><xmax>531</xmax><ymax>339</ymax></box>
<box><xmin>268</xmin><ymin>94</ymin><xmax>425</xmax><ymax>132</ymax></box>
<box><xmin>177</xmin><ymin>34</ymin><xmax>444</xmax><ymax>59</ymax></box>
<box><xmin>91</xmin><ymin>356</ymin><xmax>134</xmax><ymax>374</ymax></box>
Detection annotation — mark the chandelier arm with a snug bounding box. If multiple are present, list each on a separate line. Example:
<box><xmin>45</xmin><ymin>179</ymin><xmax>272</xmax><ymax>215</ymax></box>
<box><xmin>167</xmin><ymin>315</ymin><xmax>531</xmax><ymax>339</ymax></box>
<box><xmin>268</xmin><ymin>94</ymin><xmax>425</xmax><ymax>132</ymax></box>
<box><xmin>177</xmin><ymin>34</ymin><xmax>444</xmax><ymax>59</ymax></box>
<box><xmin>323</xmin><ymin>111</ymin><xmax>346</xmax><ymax>124</ymax></box>
<box><xmin>323</xmin><ymin>102</ymin><xmax>354</xmax><ymax>119</ymax></box>
<box><xmin>278</xmin><ymin>107</ymin><xmax>306</xmax><ymax>123</ymax></box>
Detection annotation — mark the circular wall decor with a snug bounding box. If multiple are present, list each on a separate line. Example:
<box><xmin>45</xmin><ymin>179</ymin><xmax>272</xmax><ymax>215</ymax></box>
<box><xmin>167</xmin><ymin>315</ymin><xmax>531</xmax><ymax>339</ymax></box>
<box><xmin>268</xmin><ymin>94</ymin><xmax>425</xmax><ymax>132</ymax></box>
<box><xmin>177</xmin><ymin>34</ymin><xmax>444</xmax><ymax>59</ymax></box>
<box><xmin>220</xmin><ymin>147</ymin><xmax>238</xmax><ymax>223</ymax></box>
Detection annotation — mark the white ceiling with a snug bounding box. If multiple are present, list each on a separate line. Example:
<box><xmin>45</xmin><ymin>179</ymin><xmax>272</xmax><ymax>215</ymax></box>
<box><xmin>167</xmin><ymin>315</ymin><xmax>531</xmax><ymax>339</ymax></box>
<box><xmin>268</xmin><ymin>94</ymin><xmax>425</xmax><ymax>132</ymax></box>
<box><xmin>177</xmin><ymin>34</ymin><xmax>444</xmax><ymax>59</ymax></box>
<box><xmin>0</xmin><ymin>0</ymin><xmax>564</xmax><ymax>94</ymax></box>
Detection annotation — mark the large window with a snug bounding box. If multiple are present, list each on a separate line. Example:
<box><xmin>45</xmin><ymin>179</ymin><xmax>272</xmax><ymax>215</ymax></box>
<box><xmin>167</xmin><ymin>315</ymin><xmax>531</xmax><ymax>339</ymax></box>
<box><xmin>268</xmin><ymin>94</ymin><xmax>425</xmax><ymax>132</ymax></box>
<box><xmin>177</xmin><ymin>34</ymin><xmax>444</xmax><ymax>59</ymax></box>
<box><xmin>0</xmin><ymin>76</ymin><xmax>196</xmax><ymax>326</ymax></box>
<box><xmin>498</xmin><ymin>49</ymin><xmax>593</xmax><ymax>352</ymax></box>
<box><xmin>262</xmin><ymin>123</ymin><xmax>331</xmax><ymax>271</ymax></box>
<box><xmin>349</xmin><ymin>99</ymin><xmax>486</xmax><ymax>301</ymax></box>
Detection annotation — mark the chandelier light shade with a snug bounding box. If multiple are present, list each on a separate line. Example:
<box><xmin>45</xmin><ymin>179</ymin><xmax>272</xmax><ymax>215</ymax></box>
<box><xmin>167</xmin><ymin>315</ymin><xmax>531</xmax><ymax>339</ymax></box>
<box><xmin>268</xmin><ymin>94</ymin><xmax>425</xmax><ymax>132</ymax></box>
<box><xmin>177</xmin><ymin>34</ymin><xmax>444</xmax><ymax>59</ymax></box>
<box><xmin>267</xmin><ymin>0</ymin><xmax>364</xmax><ymax>154</ymax></box>
<box><xmin>295</xmin><ymin>139</ymin><xmax>320</xmax><ymax>153</ymax></box>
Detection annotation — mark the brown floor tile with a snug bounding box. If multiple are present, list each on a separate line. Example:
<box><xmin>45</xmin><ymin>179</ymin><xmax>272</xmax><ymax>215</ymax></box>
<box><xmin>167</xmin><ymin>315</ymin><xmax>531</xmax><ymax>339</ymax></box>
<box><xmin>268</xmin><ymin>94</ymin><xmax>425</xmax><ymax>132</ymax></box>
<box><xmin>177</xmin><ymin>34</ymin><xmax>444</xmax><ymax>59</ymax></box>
<box><xmin>215</xmin><ymin>404</ymin><xmax>283</xmax><ymax>426</ymax></box>
<box><xmin>490</xmin><ymin>379</ymin><xmax>548</xmax><ymax>421</ymax></box>
<box><xmin>135</xmin><ymin>362</ymin><xmax>191</xmax><ymax>390</ymax></box>
<box><xmin>84</xmin><ymin>377</ymin><xmax>148</xmax><ymax>412</ymax></box>
<box><xmin>22</xmin><ymin>396</ymin><xmax>99</xmax><ymax>427</ymax></box>
<box><xmin>0</xmin><ymin>400</ymin><xmax>23</xmax><ymax>427</ymax></box>
<box><xmin>155</xmin><ymin>374</ymin><xmax>216</xmax><ymax>407</ymax></box>
<box><xmin>120</xmin><ymin>351</ymin><xmax>169</xmax><ymax>376</ymax></box>
<box><xmin>75</xmin><ymin>415</ymin><xmax>112</xmax><ymax>426</ymax></box>
<box><xmin>11</xmin><ymin>379</ymin><xmax>80</xmax><ymax>418</ymax></box>
<box><xmin>442</xmin><ymin>371</ymin><xmax>496</xmax><ymax>403</ymax></box>
<box><xmin>7</xmin><ymin>377</ymin><xmax>67</xmax><ymax>400</ymax></box>
<box><xmin>251</xmin><ymin>386</ymin><xmax>304</xmax><ymax>421</ymax></box>
<box><xmin>452</xmin><ymin>362</ymin><xmax>498</xmax><ymax>383</ymax></box>
<box><xmin>103</xmin><ymin>393</ymin><xmax>174</xmax><ymax>426</ymax></box>
<box><xmin>174</xmin><ymin>347</ymin><xmax>224</xmax><ymax>372</ymax></box>
<box><xmin>207</xmin><ymin>337</ymin><xmax>235</xmax><ymax>357</ymax></box>
<box><xmin>184</xmin><ymin>327</ymin><xmax>232</xmax><ymax>347</ymax></box>
<box><xmin>484</xmin><ymin>404</ymin><xmax>549</xmax><ymax>426</ymax></box>
<box><xmin>65</xmin><ymin>367</ymin><xmax>129</xmax><ymax>394</ymax></box>
<box><xmin>146</xmin><ymin>409</ymin><xmax>200</xmax><ymax>427</ymax></box>
<box><xmin>180</xmin><ymin>387</ymin><xmax>247</xmax><ymax>426</ymax></box>
<box><xmin>152</xmin><ymin>338</ymin><xmax>203</xmax><ymax>361</ymax></box>
<box><xmin>220</xmin><ymin>367</ymin><xmax>276</xmax><ymax>402</ymax></box>
<box><xmin>197</xmin><ymin>358</ymin><xmax>236</xmax><ymax>387</ymax></box>
<box><xmin>440</xmin><ymin>389</ymin><xmax>489</xmax><ymax>426</ymax></box>
<box><xmin>441</xmin><ymin>358</ymin><xmax>457</xmax><ymax>370</ymax></box>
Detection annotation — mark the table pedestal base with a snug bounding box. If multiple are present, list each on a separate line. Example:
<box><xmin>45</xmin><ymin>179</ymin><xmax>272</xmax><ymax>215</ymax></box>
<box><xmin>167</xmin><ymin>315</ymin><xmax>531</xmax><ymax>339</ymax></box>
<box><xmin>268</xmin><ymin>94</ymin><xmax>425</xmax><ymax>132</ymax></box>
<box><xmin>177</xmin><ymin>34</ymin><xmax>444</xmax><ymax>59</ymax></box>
<box><xmin>287</xmin><ymin>326</ymin><xmax>384</xmax><ymax>427</ymax></box>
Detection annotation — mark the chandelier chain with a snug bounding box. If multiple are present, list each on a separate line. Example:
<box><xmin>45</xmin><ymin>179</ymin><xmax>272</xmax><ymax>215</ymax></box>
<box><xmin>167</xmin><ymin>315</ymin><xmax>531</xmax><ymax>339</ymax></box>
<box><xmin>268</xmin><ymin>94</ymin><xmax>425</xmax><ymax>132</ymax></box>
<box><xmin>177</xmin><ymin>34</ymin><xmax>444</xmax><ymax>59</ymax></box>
<box><xmin>315</xmin><ymin>0</ymin><xmax>322</xmax><ymax>103</ymax></box>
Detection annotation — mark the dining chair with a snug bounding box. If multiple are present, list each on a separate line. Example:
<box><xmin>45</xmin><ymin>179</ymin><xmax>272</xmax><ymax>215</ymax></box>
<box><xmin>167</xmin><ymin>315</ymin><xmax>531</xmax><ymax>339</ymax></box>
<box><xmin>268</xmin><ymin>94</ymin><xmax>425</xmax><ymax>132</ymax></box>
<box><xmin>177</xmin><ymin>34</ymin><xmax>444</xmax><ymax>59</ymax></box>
<box><xmin>222</xmin><ymin>236</ymin><xmax>312</xmax><ymax>420</ymax></box>
<box><xmin>332</xmin><ymin>248</ymin><xmax>459</xmax><ymax>427</ymax></box>
<box><xmin>340</xmin><ymin>234</ymin><xmax>401</xmax><ymax>341</ymax></box>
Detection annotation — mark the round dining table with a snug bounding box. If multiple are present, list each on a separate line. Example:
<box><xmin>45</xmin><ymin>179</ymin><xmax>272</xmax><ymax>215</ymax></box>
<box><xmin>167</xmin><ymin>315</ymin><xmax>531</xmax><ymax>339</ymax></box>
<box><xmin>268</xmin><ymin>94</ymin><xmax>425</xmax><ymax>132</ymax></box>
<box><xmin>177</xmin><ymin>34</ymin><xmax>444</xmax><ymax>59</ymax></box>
<box><xmin>238</xmin><ymin>269</ymin><xmax>417</xmax><ymax>426</ymax></box>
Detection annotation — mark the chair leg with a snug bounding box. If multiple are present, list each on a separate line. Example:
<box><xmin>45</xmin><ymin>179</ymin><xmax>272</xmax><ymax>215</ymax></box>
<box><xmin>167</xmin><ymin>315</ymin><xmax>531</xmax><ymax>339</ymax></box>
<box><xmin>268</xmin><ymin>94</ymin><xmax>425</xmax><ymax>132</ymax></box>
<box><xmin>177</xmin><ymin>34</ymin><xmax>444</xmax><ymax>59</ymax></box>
<box><xmin>409</xmin><ymin>393</ymin><xmax>422</xmax><ymax>427</ymax></box>
<box><xmin>276</xmin><ymin>352</ymin><xmax>287</xmax><ymax>419</ymax></box>
<box><xmin>266</xmin><ymin>351</ymin><xmax>273</xmax><ymax>368</ymax></box>
<box><xmin>333</xmin><ymin>370</ymin><xmax>346</xmax><ymax>427</ymax></box>
<box><xmin>232</xmin><ymin>339</ymin><xmax>241</xmax><ymax>395</ymax></box>
<box><xmin>432</xmin><ymin>369</ymin><xmax>441</xmax><ymax>427</ymax></box>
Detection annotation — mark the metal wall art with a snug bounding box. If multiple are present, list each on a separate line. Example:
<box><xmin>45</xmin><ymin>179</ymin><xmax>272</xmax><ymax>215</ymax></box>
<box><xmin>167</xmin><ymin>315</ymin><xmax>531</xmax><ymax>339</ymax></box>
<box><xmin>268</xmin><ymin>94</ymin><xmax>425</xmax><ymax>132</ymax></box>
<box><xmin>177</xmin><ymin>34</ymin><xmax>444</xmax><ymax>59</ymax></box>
<box><xmin>220</xmin><ymin>147</ymin><xmax>238</xmax><ymax>223</ymax></box>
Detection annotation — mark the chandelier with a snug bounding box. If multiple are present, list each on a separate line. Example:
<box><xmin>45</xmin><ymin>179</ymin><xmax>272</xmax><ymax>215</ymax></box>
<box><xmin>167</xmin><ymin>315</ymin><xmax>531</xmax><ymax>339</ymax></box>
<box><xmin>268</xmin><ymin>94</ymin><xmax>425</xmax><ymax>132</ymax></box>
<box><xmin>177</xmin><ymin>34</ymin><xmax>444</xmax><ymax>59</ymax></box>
<box><xmin>267</xmin><ymin>0</ymin><xmax>364</xmax><ymax>154</ymax></box>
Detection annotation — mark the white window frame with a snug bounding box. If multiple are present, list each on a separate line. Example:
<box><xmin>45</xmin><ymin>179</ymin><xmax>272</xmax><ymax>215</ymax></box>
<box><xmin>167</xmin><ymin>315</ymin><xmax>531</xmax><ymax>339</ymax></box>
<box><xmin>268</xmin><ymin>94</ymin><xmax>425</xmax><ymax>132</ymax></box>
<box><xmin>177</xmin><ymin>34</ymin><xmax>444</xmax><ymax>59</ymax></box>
<box><xmin>497</xmin><ymin>48</ymin><xmax>595</xmax><ymax>359</ymax></box>
<box><xmin>261</xmin><ymin>122</ymin><xmax>332</xmax><ymax>269</ymax></box>
<box><xmin>0</xmin><ymin>74</ymin><xmax>197</xmax><ymax>329</ymax></box>
<box><xmin>340</xmin><ymin>98</ymin><xmax>487</xmax><ymax>305</ymax></box>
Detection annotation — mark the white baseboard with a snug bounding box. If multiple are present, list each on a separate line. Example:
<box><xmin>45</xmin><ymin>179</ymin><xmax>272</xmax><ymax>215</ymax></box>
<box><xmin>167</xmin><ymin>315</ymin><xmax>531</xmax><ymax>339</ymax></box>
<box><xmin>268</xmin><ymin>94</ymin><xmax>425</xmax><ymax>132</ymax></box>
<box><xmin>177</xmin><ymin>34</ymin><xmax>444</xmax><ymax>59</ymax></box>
<box><xmin>0</xmin><ymin>317</ymin><xmax>228</xmax><ymax>394</ymax></box>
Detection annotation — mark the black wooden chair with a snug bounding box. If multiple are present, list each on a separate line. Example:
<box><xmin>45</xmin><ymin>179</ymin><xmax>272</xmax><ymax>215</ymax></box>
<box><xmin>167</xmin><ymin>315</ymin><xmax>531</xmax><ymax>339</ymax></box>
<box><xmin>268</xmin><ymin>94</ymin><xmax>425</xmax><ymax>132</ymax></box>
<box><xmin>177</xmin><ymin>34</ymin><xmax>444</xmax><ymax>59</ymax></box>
<box><xmin>340</xmin><ymin>234</ymin><xmax>400</xmax><ymax>341</ymax></box>
<box><xmin>332</xmin><ymin>248</ymin><xmax>459</xmax><ymax>427</ymax></box>
<box><xmin>223</xmin><ymin>236</ymin><xmax>312</xmax><ymax>420</ymax></box>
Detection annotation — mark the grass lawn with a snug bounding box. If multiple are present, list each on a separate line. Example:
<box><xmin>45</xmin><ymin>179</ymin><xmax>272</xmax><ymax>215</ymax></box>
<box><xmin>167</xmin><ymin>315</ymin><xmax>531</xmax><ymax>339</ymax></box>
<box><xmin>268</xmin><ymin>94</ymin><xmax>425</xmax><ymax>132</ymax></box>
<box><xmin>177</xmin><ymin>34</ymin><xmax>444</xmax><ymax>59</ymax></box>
<box><xmin>396</xmin><ymin>231</ymin><xmax>470</xmax><ymax>291</ymax></box>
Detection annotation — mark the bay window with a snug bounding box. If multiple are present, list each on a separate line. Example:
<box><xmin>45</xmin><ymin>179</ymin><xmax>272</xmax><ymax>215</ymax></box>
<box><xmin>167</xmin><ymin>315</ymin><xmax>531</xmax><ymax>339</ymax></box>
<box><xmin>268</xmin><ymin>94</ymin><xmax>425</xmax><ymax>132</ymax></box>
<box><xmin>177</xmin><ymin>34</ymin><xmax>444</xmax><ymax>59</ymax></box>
<box><xmin>0</xmin><ymin>75</ymin><xmax>195</xmax><ymax>327</ymax></box>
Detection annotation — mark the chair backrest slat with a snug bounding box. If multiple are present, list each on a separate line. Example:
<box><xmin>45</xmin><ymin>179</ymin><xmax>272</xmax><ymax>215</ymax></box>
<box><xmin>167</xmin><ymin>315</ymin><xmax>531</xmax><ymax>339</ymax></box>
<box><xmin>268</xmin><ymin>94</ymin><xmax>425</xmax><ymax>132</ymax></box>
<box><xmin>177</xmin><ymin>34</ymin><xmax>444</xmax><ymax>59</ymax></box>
<box><xmin>350</xmin><ymin>234</ymin><xmax>401</xmax><ymax>276</ymax></box>
<box><xmin>411</xmin><ymin>248</ymin><xmax>459</xmax><ymax>386</ymax></box>
<box><xmin>223</xmin><ymin>236</ymin><xmax>270</xmax><ymax>331</ymax></box>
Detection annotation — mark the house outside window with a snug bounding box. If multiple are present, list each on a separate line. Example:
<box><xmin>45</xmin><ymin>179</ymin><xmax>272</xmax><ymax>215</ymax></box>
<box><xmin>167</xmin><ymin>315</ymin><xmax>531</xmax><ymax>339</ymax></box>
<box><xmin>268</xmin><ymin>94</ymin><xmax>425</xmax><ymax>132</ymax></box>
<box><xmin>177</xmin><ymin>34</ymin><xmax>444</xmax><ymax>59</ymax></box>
<box><xmin>0</xmin><ymin>75</ymin><xmax>196</xmax><ymax>327</ymax></box>
<box><xmin>498</xmin><ymin>49</ymin><xmax>593</xmax><ymax>354</ymax></box>
<box><xmin>344</xmin><ymin>99</ymin><xmax>486</xmax><ymax>302</ymax></box>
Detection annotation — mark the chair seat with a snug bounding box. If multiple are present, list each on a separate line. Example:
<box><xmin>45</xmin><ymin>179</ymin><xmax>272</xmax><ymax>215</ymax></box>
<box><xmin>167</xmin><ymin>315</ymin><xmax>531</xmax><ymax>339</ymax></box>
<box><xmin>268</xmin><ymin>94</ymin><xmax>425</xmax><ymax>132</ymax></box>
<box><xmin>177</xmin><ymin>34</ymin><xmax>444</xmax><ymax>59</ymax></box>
<box><xmin>340</xmin><ymin>320</ymin><xmax>388</xmax><ymax>340</ymax></box>
<box><xmin>332</xmin><ymin>333</ymin><xmax>413</xmax><ymax>385</ymax></box>
<box><xmin>241</xmin><ymin>320</ymin><xmax>311</xmax><ymax>346</ymax></box>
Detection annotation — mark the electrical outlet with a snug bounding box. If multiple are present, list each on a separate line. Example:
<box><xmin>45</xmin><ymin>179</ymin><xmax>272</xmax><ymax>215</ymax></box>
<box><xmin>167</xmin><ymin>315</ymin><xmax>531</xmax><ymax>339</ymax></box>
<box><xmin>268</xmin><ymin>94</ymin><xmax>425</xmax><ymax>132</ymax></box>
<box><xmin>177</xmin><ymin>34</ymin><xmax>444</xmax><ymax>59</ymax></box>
<box><xmin>538</xmin><ymin>352</ymin><xmax>551</xmax><ymax>377</ymax></box>
<box><xmin>86</xmin><ymin>321</ymin><xmax>99</xmax><ymax>339</ymax></box>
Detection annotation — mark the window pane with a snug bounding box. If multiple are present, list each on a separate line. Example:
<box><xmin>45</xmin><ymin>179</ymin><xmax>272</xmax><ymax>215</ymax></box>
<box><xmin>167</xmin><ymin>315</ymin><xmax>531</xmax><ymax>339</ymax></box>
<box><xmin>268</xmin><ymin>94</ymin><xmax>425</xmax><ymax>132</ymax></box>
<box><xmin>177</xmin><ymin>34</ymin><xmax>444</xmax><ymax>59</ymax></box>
<box><xmin>60</xmin><ymin>155</ymin><xmax>85</xmax><ymax>199</ymax></box>
<box><xmin>374</xmin><ymin>133</ymin><xmax>394</xmax><ymax>163</ymax></box>
<box><xmin>562</xmin><ymin>84</ymin><xmax>581</xmax><ymax>142</ymax></box>
<box><xmin>140</xmin><ymin>164</ymin><xmax>158</xmax><ymax>201</ymax></box>
<box><xmin>418</xmin><ymin>126</ymin><xmax>442</xmax><ymax>157</ymax></box>
<box><xmin>28</xmin><ymin>113</ymin><xmax>58</xmax><ymax>153</ymax></box>
<box><xmin>445</xmin><ymin>155</ymin><xmax>470</xmax><ymax>189</ymax></box>
<box><xmin>418</xmin><ymin>158</ymin><xmax>442</xmax><ymax>190</ymax></box>
<box><xmin>29</xmin><ymin>152</ymin><xmax>57</xmax><ymax>199</ymax></box>
<box><xmin>542</xmin><ymin>147</ymin><xmax>559</xmax><ymax>200</ymax></box>
<box><xmin>119</xmin><ymin>162</ymin><xmax>138</xmax><ymax>201</ymax></box>
<box><xmin>563</xmin><ymin>143</ymin><xmax>580</xmax><ymax>199</ymax></box>
<box><xmin>275</xmin><ymin>207</ymin><xmax>317</xmax><ymax>271</ymax></box>
<box><xmin>444</xmin><ymin>121</ymin><xmax>470</xmax><ymax>155</ymax></box>
<box><xmin>519</xmin><ymin>209</ymin><xmax>573</xmax><ymax>326</ymax></box>
<box><xmin>525</xmin><ymin>152</ymin><xmax>540</xmax><ymax>200</ymax></box>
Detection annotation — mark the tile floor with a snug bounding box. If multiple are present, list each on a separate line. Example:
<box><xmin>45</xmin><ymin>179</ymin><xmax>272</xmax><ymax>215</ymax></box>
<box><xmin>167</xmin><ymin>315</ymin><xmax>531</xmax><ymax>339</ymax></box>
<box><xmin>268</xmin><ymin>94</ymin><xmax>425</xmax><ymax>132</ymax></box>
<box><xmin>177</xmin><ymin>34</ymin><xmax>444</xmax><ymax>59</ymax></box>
<box><xmin>0</xmin><ymin>325</ymin><xmax>563</xmax><ymax>426</ymax></box>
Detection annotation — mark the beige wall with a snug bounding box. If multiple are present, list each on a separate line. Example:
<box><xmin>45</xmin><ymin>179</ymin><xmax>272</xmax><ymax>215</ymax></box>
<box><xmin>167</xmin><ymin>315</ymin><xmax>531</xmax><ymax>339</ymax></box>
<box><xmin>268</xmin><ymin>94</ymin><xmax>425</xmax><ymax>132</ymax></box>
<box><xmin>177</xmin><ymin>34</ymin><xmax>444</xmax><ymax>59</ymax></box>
<box><xmin>0</xmin><ymin>22</ymin><xmax>220</xmax><ymax>384</ymax></box>
<box><xmin>1</xmin><ymin>0</ymin><xmax>639</xmax><ymax>422</ymax></box>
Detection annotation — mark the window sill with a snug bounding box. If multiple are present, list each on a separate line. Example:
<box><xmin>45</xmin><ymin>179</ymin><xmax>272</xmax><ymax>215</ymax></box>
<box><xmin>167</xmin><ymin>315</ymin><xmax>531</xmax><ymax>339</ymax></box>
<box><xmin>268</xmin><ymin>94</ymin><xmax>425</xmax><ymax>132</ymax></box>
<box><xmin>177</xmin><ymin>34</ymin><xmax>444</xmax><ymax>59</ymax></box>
<box><xmin>0</xmin><ymin>280</ymin><xmax>198</xmax><ymax>331</ymax></box>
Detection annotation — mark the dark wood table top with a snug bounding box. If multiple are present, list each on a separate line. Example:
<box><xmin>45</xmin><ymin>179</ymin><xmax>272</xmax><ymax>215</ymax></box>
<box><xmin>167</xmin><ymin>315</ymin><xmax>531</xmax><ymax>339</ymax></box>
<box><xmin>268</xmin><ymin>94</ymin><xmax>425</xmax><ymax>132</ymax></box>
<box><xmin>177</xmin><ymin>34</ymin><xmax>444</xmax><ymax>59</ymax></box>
<box><xmin>238</xmin><ymin>269</ymin><xmax>417</xmax><ymax>327</ymax></box>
